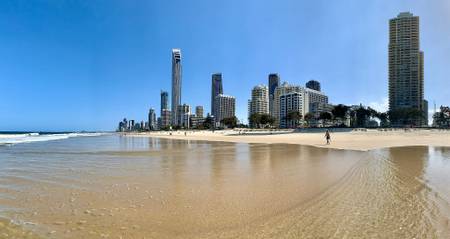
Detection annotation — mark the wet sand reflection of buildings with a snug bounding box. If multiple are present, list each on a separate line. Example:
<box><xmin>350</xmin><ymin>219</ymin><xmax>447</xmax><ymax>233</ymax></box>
<box><xmin>209</xmin><ymin>141</ymin><xmax>239</xmax><ymax>189</ymax></box>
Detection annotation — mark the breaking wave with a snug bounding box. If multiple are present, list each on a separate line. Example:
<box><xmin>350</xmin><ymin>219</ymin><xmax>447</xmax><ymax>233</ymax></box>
<box><xmin>0</xmin><ymin>132</ymin><xmax>107</xmax><ymax>145</ymax></box>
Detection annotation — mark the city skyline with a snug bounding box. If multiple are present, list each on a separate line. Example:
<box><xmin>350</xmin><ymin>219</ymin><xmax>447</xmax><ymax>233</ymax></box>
<box><xmin>1</xmin><ymin>1</ymin><xmax>450</xmax><ymax>131</ymax></box>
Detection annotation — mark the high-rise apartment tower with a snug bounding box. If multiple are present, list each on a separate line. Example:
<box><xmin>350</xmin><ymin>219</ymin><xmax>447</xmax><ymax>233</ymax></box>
<box><xmin>171</xmin><ymin>49</ymin><xmax>182</xmax><ymax>125</ymax></box>
<box><xmin>211</xmin><ymin>73</ymin><xmax>223</xmax><ymax>117</ymax></box>
<box><xmin>388</xmin><ymin>12</ymin><xmax>426</xmax><ymax>126</ymax></box>
<box><xmin>268</xmin><ymin>73</ymin><xmax>280</xmax><ymax>117</ymax></box>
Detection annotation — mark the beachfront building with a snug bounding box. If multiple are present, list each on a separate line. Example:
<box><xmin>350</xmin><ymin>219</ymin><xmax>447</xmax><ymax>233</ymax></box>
<box><xmin>160</xmin><ymin>91</ymin><xmax>169</xmax><ymax>115</ymax></box>
<box><xmin>188</xmin><ymin>106</ymin><xmax>205</xmax><ymax>129</ymax></box>
<box><xmin>117</xmin><ymin>118</ymin><xmax>128</xmax><ymax>132</ymax></box>
<box><xmin>279</xmin><ymin>92</ymin><xmax>309</xmax><ymax>128</ymax></box>
<box><xmin>248</xmin><ymin>84</ymin><xmax>269</xmax><ymax>118</ymax></box>
<box><xmin>305</xmin><ymin>80</ymin><xmax>321</xmax><ymax>92</ymax></box>
<box><xmin>273</xmin><ymin>83</ymin><xmax>303</xmax><ymax>127</ymax></box>
<box><xmin>190</xmin><ymin>115</ymin><xmax>205</xmax><ymax>129</ymax></box>
<box><xmin>157</xmin><ymin>117</ymin><xmax>162</xmax><ymax>129</ymax></box>
<box><xmin>273</xmin><ymin>82</ymin><xmax>328</xmax><ymax>128</ymax></box>
<box><xmin>176</xmin><ymin>104</ymin><xmax>191</xmax><ymax>129</ymax></box>
<box><xmin>128</xmin><ymin>120</ymin><xmax>135</xmax><ymax>131</ymax></box>
<box><xmin>423</xmin><ymin>99</ymin><xmax>429</xmax><ymax>125</ymax></box>
<box><xmin>305</xmin><ymin>88</ymin><xmax>329</xmax><ymax>114</ymax></box>
<box><xmin>160</xmin><ymin>109</ymin><xmax>171</xmax><ymax>128</ymax></box>
<box><xmin>214</xmin><ymin>94</ymin><xmax>235</xmax><ymax>127</ymax></box>
<box><xmin>388</xmin><ymin>12</ymin><xmax>427</xmax><ymax>126</ymax></box>
<box><xmin>211</xmin><ymin>73</ymin><xmax>223</xmax><ymax>117</ymax></box>
<box><xmin>268</xmin><ymin>73</ymin><xmax>280</xmax><ymax>118</ymax></box>
<box><xmin>195</xmin><ymin>106</ymin><xmax>204</xmax><ymax>118</ymax></box>
<box><xmin>309</xmin><ymin>102</ymin><xmax>332</xmax><ymax>115</ymax></box>
<box><xmin>171</xmin><ymin>49</ymin><xmax>182</xmax><ymax>126</ymax></box>
<box><xmin>148</xmin><ymin>108</ymin><xmax>157</xmax><ymax>130</ymax></box>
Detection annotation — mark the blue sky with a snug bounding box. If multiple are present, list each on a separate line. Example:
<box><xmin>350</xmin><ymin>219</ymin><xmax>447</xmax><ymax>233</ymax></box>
<box><xmin>0</xmin><ymin>0</ymin><xmax>449</xmax><ymax>131</ymax></box>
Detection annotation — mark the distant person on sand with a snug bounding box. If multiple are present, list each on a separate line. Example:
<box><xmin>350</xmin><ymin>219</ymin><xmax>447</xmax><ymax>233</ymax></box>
<box><xmin>325</xmin><ymin>130</ymin><xmax>331</xmax><ymax>145</ymax></box>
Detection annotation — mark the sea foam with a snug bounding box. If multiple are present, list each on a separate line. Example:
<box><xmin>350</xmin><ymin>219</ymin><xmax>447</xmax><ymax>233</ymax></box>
<box><xmin>0</xmin><ymin>132</ymin><xmax>106</xmax><ymax>145</ymax></box>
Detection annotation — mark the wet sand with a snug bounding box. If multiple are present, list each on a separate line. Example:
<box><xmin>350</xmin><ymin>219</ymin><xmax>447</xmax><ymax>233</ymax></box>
<box><xmin>0</xmin><ymin>218</ymin><xmax>42</xmax><ymax>238</ymax></box>
<box><xmin>1</xmin><ymin>135</ymin><xmax>450</xmax><ymax>238</ymax></box>
<box><xmin>131</xmin><ymin>129</ymin><xmax>450</xmax><ymax>151</ymax></box>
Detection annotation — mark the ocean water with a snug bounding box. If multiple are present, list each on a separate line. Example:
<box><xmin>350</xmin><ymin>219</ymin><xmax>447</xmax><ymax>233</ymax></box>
<box><xmin>0</xmin><ymin>134</ymin><xmax>449</xmax><ymax>238</ymax></box>
<box><xmin>0</xmin><ymin>132</ymin><xmax>107</xmax><ymax>145</ymax></box>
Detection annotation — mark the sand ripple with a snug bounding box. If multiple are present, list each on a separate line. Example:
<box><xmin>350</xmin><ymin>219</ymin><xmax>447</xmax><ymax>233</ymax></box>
<box><xmin>0</xmin><ymin>136</ymin><xmax>449</xmax><ymax>238</ymax></box>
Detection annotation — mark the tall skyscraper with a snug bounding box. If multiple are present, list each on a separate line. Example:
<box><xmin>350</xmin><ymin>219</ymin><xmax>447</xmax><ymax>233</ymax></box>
<box><xmin>148</xmin><ymin>108</ymin><xmax>156</xmax><ymax>130</ymax></box>
<box><xmin>171</xmin><ymin>49</ymin><xmax>182</xmax><ymax>126</ymax></box>
<box><xmin>268</xmin><ymin>73</ymin><xmax>280</xmax><ymax>117</ymax></box>
<box><xmin>389</xmin><ymin>12</ymin><xmax>426</xmax><ymax>126</ymax></box>
<box><xmin>248</xmin><ymin>84</ymin><xmax>269</xmax><ymax>119</ymax></box>
<box><xmin>211</xmin><ymin>73</ymin><xmax>223</xmax><ymax>117</ymax></box>
<box><xmin>160</xmin><ymin>91</ymin><xmax>169</xmax><ymax>116</ymax></box>
<box><xmin>306</xmin><ymin>80</ymin><xmax>321</xmax><ymax>91</ymax></box>
<box><xmin>214</xmin><ymin>94</ymin><xmax>235</xmax><ymax>126</ymax></box>
<box><xmin>128</xmin><ymin>120</ymin><xmax>135</xmax><ymax>131</ymax></box>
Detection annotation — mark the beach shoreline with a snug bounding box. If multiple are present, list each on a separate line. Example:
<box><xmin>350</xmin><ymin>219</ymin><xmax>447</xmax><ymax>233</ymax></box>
<box><xmin>124</xmin><ymin>128</ymin><xmax>450</xmax><ymax>151</ymax></box>
<box><xmin>2</xmin><ymin>133</ymin><xmax>450</xmax><ymax>238</ymax></box>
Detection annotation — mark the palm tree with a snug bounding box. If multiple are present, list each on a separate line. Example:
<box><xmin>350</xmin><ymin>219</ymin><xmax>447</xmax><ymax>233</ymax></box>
<box><xmin>249</xmin><ymin>113</ymin><xmax>262</xmax><ymax>128</ymax></box>
<box><xmin>304</xmin><ymin>112</ymin><xmax>315</xmax><ymax>127</ymax></box>
<box><xmin>377</xmin><ymin>112</ymin><xmax>389</xmax><ymax>127</ymax></box>
<box><xmin>319</xmin><ymin>111</ymin><xmax>332</xmax><ymax>120</ymax></box>
<box><xmin>355</xmin><ymin>107</ymin><xmax>371</xmax><ymax>127</ymax></box>
<box><xmin>286</xmin><ymin>111</ymin><xmax>303</xmax><ymax>128</ymax></box>
<box><xmin>260</xmin><ymin>114</ymin><xmax>276</xmax><ymax>128</ymax></box>
<box><xmin>220</xmin><ymin>117</ymin><xmax>238</xmax><ymax>128</ymax></box>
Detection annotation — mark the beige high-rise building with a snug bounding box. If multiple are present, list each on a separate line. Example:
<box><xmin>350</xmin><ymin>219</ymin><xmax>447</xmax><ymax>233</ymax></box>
<box><xmin>273</xmin><ymin>83</ymin><xmax>303</xmax><ymax>126</ymax></box>
<box><xmin>389</xmin><ymin>12</ymin><xmax>426</xmax><ymax>126</ymax></box>
<box><xmin>160</xmin><ymin>109</ymin><xmax>171</xmax><ymax>128</ymax></box>
<box><xmin>214</xmin><ymin>94</ymin><xmax>235</xmax><ymax>126</ymax></box>
<box><xmin>305</xmin><ymin>88</ymin><xmax>329</xmax><ymax>115</ymax></box>
<box><xmin>279</xmin><ymin>91</ymin><xmax>309</xmax><ymax>128</ymax></box>
<box><xmin>248</xmin><ymin>84</ymin><xmax>269</xmax><ymax>118</ymax></box>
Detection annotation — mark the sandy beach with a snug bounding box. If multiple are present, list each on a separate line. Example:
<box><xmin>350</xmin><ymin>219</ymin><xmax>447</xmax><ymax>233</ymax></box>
<box><xmin>1</xmin><ymin>134</ymin><xmax>450</xmax><ymax>238</ymax></box>
<box><xmin>126</xmin><ymin>128</ymin><xmax>450</xmax><ymax>151</ymax></box>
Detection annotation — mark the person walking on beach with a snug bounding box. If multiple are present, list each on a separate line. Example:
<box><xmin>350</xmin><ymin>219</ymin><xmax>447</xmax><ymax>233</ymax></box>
<box><xmin>325</xmin><ymin>129</ymin><xmax>331</xmax><ymax>145</ymax></box>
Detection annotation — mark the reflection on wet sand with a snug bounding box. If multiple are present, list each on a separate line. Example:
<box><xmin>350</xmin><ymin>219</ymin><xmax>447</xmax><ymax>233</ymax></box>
<box><xmin>0</xmin><ymin>136</ymin><xmax>449</xmax><ymax>238</ymax></box>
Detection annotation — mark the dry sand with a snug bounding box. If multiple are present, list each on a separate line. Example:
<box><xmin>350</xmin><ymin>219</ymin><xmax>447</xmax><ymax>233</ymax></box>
<box><xmin>126</xmin><ymin>128</ymin><xmax>450</xmax><ymax>151</ymax></box>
